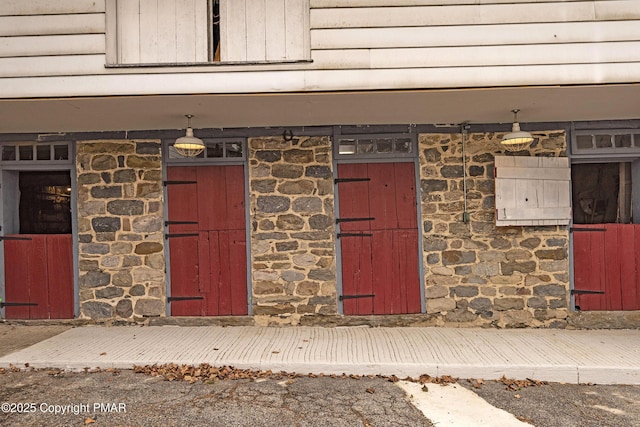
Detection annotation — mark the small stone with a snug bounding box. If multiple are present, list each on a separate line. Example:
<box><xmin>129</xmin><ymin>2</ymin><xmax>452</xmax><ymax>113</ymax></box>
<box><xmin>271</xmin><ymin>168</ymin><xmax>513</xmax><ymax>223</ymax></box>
<box><xmin>425</xmin><ymin>285</ymin><xmax>448</xmax><ymax>299</ymax></box>
<box><xmin>91</xmin><ymin>186</ymin><xmax>122</xmax><ymax>199</ymax></box>
<box><xmin>96</xmin><ymin>286</ymin><xmax>125</xmax><ymax>299</ymax></box>
<box><xmin>112</xmin><ymin>271</ymin><xmax>133</xmax><ymax>287</ymax></box>
<box><xmin>251</xmin><ymin>179</ymin><xmax>277</xmax><ymax>193</ymax></box>
<box><xmin>469</xmin><ymin>297</ymin><xmax>492</xmax><ymax>312</ymax></box>
<box><xmin>501</xmin><ymin>261</ymin><xmax>537</xmax><ymax>275</ymax></box>
<box><xmin>272</xmin><ymin>164</ymin><xmax>304</xmax><ymax>179</ymax></box>
<box><xmin>308</xmin><ymin>269</ymin><xmax>334</xmax><ymax>281</ymax></box>
<box><xmin>451</xmin><ymin>286</ymin><xmax>479</xmax><ymax>297</ymax></box>
<box><xmin>276</xmin><ymin>241</ymin><xmax>298</xmax><ymax>252</ymax></box>
<box><xmin>91</xmin><ymin>217</ymin><xmax>121</xmax><ymax>233</ymax></box>
<box><xmin>293</xmin><ymin>254</ymin><xmax>317</xmax><ymax>267</ymax></box>
<box><xmin>107</xmin><ymin>200</ymin><xmax>144</xmax><ymax>216</ymax></box>
<box><xmin>81</xmin><ymin>243</ymin><xmax>110</xmax><ymax>255</ymax></box>
<box><xmin>494</xmin><ymin>298</ymin><xmax>525</xmax><ymax>311</ymax></box>
<box><xmin>113</xmin><ymin>169</ymin><xmax>136</xmax><ymax>183</ymax></box>
<box><xmin>305</xmin><ymin>166</ymin><xmax>331</xmax><ymax>178</ymax></box>
<box><xmin>535</xmin><ymin>248</ymin><xmax>566</xmax><ymax>260</ymax></box>
<box><xmin>116</xmin><ymin>299</ymin><xmax>133</xmax><ymax>318</ymax></box>
<box><xmin>132</xmin><ymin>215</ymin><xmax>163</xmax><ymax>232</ymax></box>
<box><xmin>520</xmin><ymin>237</ymin><xmax>541</xmax><ymax>249</ymax></box>
<box><xmin>256</xmin><ymin>150</ymin><xmax>281</xmax><ymax>162</ymax></box>
<box><xmin>81</xmin><ymin>301</ymin><xmax>114</xmax><ymax>320</ymax></box>
<box><xmin>133</xmin><ymin>299</ymin><xmax>165</xmax><ymax>316</ymax></box>
<box><xmin>79</xmin><ymin>271</ymin><xmax>111</xmax><ymax>288</ymax></box>
<box><xmin>126</xmin><ymin>156</ymin><xmax>160</xmax><ymax>169</ymax></box>
<box><xmin>137</xmin><ymin>182</ymin><xmax>162</xmax><ymax>198</ymax></box>
<box><xmin>442</xmin><ymin>251</ymin><xmax>476</xmax><ymax>265</ymax></box>
<box><xmin>283</xmin><ymin>149</ymin><xmax>314</xmax><ymax>163</ymax></box>
<box><xmin>134</xmin><ymin>242</ymin><xmax>163</xmax><ymax>255</ymax></box>
<box><xmin>431</xmin><ymin>266</ymin><xmax>453</xmax><ymax>276</ymax></box>
<box><xmin>533</xmin><ymin>284</ymin><xmax>567</xmax><ymax>297</ymax></box>
<box><xmin>257</xmin><ymin>196</ymin><xmax>290</xmax><ymax>213</ymax></box>
<box><xmin>91</xmin><ymin>155</ymin><xmax>117</xmax><ymax>170</ymax></box>
<box><xmin>282</xmin><ymin>270</ymin><xmax>305</xmax><ymax>282</ymax></box>
<box><xmin>129</xmin><ymin>284</ymin><xmax>146</xmax><ymax>296</ymax></box>
<box><xmin>254</xmin><ymin>281</ymin><xmax>283</xmax><ymax>295</ymax></box>
<box><xmin>440</xmin><ymin>165</ymin><xmax>463</xmax><ymax>178</ymax></box>
<box><xmin>527</xmin><ymin>297</ymin><xmax>548</xmax><ymax>309</ymax></box>
<box><xmin>277</xmin><ymin>180</ymin><xmax>315</xmax><ymax>195</ymax></box>
<box><xmin>292</xmin><ymin>197</ymin><xmax>322</xmax><ymax>213</ymax></box>
<box><xmin>421</xmin><ymin>179</ymin><xmax>447</xmax><ymax>192</ymax></box>
<box><xmin>78</xmin><ymin>173</ymin><xmax>101</xmax><ymax>185</ymax></box>
<box><xmin>276</xmin><ymin>214</ymin><xmax>305</xmax><ymax>230</ymax></box>
<box><xmin>136</xmin><ymin>142</ymin><xmax>160</xmax><ymax>155</ymax></box>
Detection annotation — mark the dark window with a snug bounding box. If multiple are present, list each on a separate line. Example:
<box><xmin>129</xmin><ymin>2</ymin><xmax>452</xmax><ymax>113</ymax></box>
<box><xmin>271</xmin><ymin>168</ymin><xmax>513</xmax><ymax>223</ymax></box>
<box><xmin>19</xmin><ymin>171</ymin><xmax>72</xmax><ymax>234</ymax></box>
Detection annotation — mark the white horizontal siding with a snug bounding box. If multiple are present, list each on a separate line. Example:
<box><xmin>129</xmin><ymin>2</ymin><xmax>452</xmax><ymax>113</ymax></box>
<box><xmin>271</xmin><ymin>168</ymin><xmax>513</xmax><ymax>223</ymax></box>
<box><xmin>2</xmin><ymin>62</ymin><xmax>640</xmax><ymax>99</ymax></box>
<box><xmin>311</xmin><ymin>1</ymin><xmax>640</xmax><ymax>28</ymax></box>
<box><xmin>0</xmin><ymin>34</ymin><xmax>105</xmax><ymax>58</ymax></box>
<box><xmin>307</xmin><ymin>0</ymin><xmax>640</xmax><ymax>88</ymax></box>
<box><xmin>312</xmin><ymin>41</ymin><xmax>640</xmax><ymax>69</ymax></box>
<box><xmin>0</xmin><ymin>14</ymin><xmax>105</xmax><ymax>36</ymax></box>
<box><xmin>0</xmin><ymin>55</ymin><xmax>106</xmax><ymax>77</ymax></box>
<box><xmin>311</xmin><ymin>0</ymin><xmax>583</xmax><ymax>6</ymax></box>
<box><xmin>0</xmin><ymin>0</ymin><xmax>105</xmax><ymax>16</ymax></box>
<box><xmin>311</xmin><ymin>21</ymin><xmax>640</xmax><ymax>49</ymax></box>
<box><xmin>1</xmin><ymin>0</ymin><xmax>639</xmax><ymax>96</ymax></box>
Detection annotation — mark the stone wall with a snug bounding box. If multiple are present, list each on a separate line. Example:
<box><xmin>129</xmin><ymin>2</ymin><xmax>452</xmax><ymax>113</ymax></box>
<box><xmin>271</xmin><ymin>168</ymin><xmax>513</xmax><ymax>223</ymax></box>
<box><xmin>420</xmin><ymin>131</ymin><xmax>569</xmax><ymax>328</ymax></box>
<box><xmin>76</xmin><ymin>140</ymin><xmax>166</xmax><ymax>321</ymax></box>
<box><xmin>249</xmin><ymin>136</ymin><xmax>337</xmax><ymax>325</ymax></box>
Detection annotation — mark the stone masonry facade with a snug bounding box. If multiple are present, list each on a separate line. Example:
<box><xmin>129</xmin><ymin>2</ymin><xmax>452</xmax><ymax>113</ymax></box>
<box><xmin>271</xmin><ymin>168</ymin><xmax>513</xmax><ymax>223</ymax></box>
<box><xmin>77</xmin><ymin>140</ymin><xmax>166</xmax><ymax>321</ymax></box>
<box><xmin>249</xmin><ymin>136</ymin><xmax>337</xmax><ymax>326</ymax></box>
<box><xmin>420</xmin><ymin>131</ymin><xmax>569</xmax><ymax>328</ymax></box>
<box><xmin>72</xmin><ymin>131</ymin><xmax>572</xmax><ymax>328</ymax></box>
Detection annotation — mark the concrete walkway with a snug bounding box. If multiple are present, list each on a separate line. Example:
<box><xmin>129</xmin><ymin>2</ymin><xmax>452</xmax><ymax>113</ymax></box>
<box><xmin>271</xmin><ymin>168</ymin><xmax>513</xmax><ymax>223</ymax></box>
<box><xmin>0</xmin><ymin>326</ymin><xmax>638</xmax><ymax>384</ymax></box>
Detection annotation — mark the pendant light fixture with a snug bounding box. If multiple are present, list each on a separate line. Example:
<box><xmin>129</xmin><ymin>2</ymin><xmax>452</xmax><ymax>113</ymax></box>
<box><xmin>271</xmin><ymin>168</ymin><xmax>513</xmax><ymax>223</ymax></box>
<box><xmin>501</xmin><ymin>109</ymin><xmax>534</xmax><ymax>152</ymax></box>
<box><xmin>174</xmin><ymin>114</ymin><xmax>205</xmax><ymax>157</ymax></box>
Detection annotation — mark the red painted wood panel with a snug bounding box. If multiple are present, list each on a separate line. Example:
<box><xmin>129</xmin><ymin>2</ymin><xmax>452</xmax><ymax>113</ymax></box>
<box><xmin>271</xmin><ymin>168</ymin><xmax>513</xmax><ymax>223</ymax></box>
<box><xmin>228</xmin><ymin>229</ymin><xmax>248</xmax><ymax>315</ymax></box>
<box><xmin>46</xmin><ymin>235</ymin><xmax>74</xmax><ymax>319</ymax></box>
<box><xmin>167</xmin><ymin>165</ymin><xmax>247</xmax><ymax>316</ymax></box>
<box><xmin>338</xmin><ymin>162</ymin><xmax>420</xmax><ymax>315</ymax></box>
<box><xmin>4</xmin><ymin>238</ymin><xmax>32</xmax><ymax>319</ymax></box>
<box><xmin>573</xmin><ymin>224</ymin><xmax>640</xmax><ymax>310</ymax></box>
<box><xmin>169</xmin><ymin>235</ymin><xmax>203</xmax><ymax>316</ymax></box>
<box><xmin>5</xmin><ymin>234</ymin><xmax>73</xmax><ymax>319</ymax></box>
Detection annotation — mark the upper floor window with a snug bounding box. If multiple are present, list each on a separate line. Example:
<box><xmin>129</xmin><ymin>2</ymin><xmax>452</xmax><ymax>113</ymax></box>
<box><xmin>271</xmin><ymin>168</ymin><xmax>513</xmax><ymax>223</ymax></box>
<box><xmin>106</xmin><ymin>0</ymin><xmax>310</xmax><ymax>66</ymax></box>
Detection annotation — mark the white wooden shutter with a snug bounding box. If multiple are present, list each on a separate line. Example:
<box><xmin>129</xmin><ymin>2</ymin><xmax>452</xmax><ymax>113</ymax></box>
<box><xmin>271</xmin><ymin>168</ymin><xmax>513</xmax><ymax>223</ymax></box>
<box><xmin>221</xmin><ymin>0</ymin><xmax>310</xmax><ymax>62</ymax></box>
<box><xmin>494</xmin><ymin>156</ymin><xmax>571</xmax><ymax>226</ymax></box>
<box><xmin>114</xmin><ymin>0</ymin><xmax>208</xmax><ymax>64</ymax></box>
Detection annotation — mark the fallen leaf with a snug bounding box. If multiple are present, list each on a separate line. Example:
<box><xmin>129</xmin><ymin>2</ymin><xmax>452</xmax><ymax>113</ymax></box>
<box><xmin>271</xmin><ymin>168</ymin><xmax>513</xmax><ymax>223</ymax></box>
<box><xmin>421</xmin><ymin>385</ymin><xmax>429</xmax><ymax>392</ymax></box>
<box><xmin>514</xmin><ymin>394</ymin><xmax>521</xmax><ymax>399</ymax></box>
<box><xmin>85</xmin><ymin>417</ymin><xmax>96</xmax><ymax>424</ymax></box>
<box><xmin>99</xmin><ymin>352</ymin><xmax>107</xmax><ymax>356</ymax></box>
<box><xmin>366</xmin><ymin>388</ymin><xmax>375</xmax><ymax>394</ymax></box>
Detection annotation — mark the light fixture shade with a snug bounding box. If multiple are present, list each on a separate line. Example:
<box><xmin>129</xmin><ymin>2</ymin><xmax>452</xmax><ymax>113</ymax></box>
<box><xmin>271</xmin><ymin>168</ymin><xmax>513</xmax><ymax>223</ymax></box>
<box><xmin>501</xmin><ymin>110</ymin><xmax>534</xmax><ymax>152</ymax></box>
<box><xmin>174</xmin><ymin>116</ymin><xmax>205</xmax><ymax>157</ymax></box>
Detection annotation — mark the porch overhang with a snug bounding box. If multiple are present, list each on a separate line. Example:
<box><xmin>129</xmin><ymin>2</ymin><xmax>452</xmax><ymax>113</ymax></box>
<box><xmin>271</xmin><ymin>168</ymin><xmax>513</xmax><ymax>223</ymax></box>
<box><xmin>1</xmin><ymin>84</ymin><xmax>639</xmax><ymax>134</ymax></box>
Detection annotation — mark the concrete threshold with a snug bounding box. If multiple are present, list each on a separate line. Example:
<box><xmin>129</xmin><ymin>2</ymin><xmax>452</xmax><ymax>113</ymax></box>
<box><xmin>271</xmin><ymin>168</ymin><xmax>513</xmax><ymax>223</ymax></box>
<box><xmin>0</xmin><ymin>326</ymin><xmax>638</xmax><ymax>385</ymax></box>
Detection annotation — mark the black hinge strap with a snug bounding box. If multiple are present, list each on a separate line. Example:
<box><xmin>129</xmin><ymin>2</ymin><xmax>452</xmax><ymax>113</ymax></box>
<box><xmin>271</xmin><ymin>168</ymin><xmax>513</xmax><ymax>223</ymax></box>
<box><xmin>0</xmin><ymin>236</ymin><xmax>33</xmax><ymax>241</ymax></box>
<box><xmin>0</xmin><ymin>302</ymin><xmax>38</xmax><ymax>307</ymax></box>
<box><xmin>165</xmin><ymin>233</ymin><xmax>199</xmax><ymax>239</ymax></box>
<box><xmin>571</xmin><ymin>289</ymin><xmax>606</xmax><ymax>295</ymax></box>
<box><xmin>163</xmin><ymin>180</ymin><xmax>197</xmax><ymax>186</ymax></box>
<box><xmin>334</xmin><ymin>178</ymin><xmax>371</xmax><ymax>184</ymax></box>
<box><xmin>570</xmin><ymin>227</ymin><xmax>607</xmax><ymax>232</ymax></box>
<box><xmin>338</xmin><ymin>233</ymin><xmax>373</xmax><ymax>238</ymax></box>
<box><xmin>165</xmin><ymin>221</ymin><xmax>198</xmax><ymax>226</ymax></box>
<box><xmin>339</xmin><ymin>294</ymin><xmax>375</xmax><ymax>301</ymax></box>
<box><xmin>336</xmin><ymin>217</ymin><xmax>375</xmax><ymax>224</ymax></box>
<box><xmin>168</xmin><ymin>296</ymin><xmax>205</xmax><ymax>302</ymax></box>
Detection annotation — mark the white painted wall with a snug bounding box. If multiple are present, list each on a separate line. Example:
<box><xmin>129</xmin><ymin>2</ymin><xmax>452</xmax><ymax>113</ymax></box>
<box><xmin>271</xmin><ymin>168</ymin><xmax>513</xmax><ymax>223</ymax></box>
<box><xmin>0</xmin><ymin>0</ymin><xmax>639</xmax><ymax>96</ymax></box>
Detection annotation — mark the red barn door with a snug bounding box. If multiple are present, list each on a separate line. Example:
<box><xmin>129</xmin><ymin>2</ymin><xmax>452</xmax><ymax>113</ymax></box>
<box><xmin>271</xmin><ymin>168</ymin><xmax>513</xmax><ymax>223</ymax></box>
<box><xmin>4</xmin><ymin>235</ymin><xmax>74</xmax><ymax>319</ymax></box>
<box><xmin>337</xmin><ymin>162</ymin><xmax>421</xmax><ymax>315</ymax></box>
<box><xmin>166</xmin><ymin>165</ymin><xmax>247</xmax><ymax>316</ymax></box>
<box><xmin>573</xmin><ymin>224</ymin><xmax>640</xmax><ymax>310</ymax></box>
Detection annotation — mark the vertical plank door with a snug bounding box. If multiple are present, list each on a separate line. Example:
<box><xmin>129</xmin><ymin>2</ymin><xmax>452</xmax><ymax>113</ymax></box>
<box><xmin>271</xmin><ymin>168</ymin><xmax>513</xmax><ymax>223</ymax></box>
<box><xmin>338</xmin><ymin>162</ymin><xmax>421</xmax><ymax>315</ymax></box>
<box><xmin>167</xmin><ymin>165</ymin><xmax>247</xmax><ymax>316</ymax></box>
<box><xmin>4</xmin><ymin>235</ymin><xmax>73</xmax><ymax>319</ymax></box>
<box><xmin>573</xmin><ymin>224</ymin><xmax>640</xmax><ymax>310</ymax></box>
